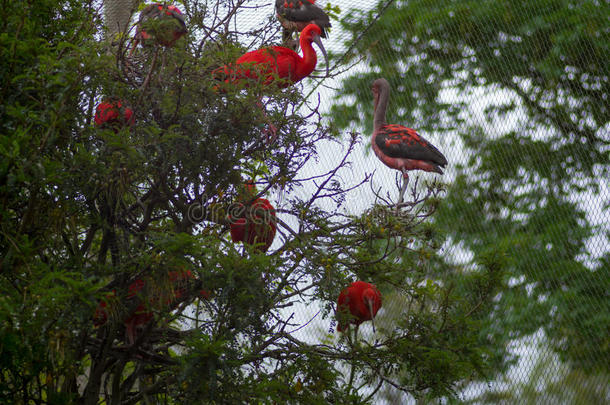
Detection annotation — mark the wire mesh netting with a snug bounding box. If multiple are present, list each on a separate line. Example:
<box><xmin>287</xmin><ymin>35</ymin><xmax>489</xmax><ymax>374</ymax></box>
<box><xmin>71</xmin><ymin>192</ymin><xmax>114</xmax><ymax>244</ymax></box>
<box><xmin>258</xmin><ymin>0</ymin><xmax>609</xmax><ymax>402</ymax></box>
<box><xmin>318</xmin><ymin>0</ymin><xmax>608</xmax><ymax>402</ymax></box>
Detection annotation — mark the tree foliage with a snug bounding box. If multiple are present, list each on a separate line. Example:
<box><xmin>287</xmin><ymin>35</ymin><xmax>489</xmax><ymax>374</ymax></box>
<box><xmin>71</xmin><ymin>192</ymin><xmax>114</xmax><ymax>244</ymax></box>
<box><xmin>331</xmin><ymin>0</ymin><xmax>609</xmax><ymax>390</ymax></box>
<box><xmin>2</xmin><ymin>0</ymin><xmax>511</xmax><ymax>403</ymax></box>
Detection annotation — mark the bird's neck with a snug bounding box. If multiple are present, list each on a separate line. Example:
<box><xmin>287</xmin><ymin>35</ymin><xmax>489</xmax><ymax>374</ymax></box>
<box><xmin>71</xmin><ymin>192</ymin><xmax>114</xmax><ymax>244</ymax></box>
<box><xmin>296</xmin><ymin>39</ymin><xmax>317</xmax><ymax>80</ymax></box>
<box><xmin>373</xmin><ymin>90</ymin><xmax>389</xmax><ymax>130</ymax></box>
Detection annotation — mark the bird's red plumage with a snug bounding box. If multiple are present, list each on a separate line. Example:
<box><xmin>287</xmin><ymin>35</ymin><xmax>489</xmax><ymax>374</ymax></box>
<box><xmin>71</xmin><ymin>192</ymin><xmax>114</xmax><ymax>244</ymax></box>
<box><xmin>135</xmin><ymin>3</ymin><xmax>187</xmax><ymax>47</ymax></box>
<box><xmin>216</xmin><ymin>24</ymin><xmax>323</xmax><ymax>89</ymax></box>
<box><xmin>336</xmin><ymin>281</ymin><xmax>382</xmax><ymax>332</ymax></box>
<box><xmin>233</xmin><ymin>46</ymin><xmax>304</xmax><ymax>87</ymax></box>
<box><xmin>93</xmin><ymin>270</ymin><xmax>208</xmax><ymax>343</ymax></box>
<box><xmin>230</xmin><ymin>198</ymin><xmax>277</xmax><ymax>252</ymax></box>
<box><xmin>213</xmin><ymin>25</ymin><xmax>326</xmax><ymax>142</ymax></box>
<box><xmin>372</xmin><ymin>124</ymin><xmax>447</xmax><ymax>174</ymax></box>
<box><xmin>371</xmin><ymin>78</ymin><xmax>447</xmax><ymax>177</ymax></box>
<box><xmin>94</xmin><ymin>100</ymin><xmax>134</xmax><ymax>128</ymax></box>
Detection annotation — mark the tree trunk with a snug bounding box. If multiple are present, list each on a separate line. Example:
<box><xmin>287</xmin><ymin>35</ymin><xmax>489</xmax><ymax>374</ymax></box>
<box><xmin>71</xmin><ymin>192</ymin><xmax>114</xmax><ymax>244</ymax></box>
<box><xmin>104</xmin><ymin>0</ymin><xmax>140</xmax><ymax>41</ymax></box>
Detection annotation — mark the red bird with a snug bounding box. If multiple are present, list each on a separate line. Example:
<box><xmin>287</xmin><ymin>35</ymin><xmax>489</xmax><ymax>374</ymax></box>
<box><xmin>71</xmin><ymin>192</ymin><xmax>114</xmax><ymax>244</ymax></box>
<box><xmin>94</xmin><ymin>270</ymin><xmax>208</xmax><ymax>344</ymax></box>
<box><xmin>336</xmin><ymin>281</ymin><xmax>382</xmax><ymax>332</ymax></box>
<box><xmin>216</xmin><ymin>24</ymin><xmax>328</xmax><ymax>142</ymax></box>
<box><xmin>276</xmin><ymin>0</ymin><xmax>331</xmax><ymax>49</ymax></box>
<box><xmin>134</xmin><ymin>3</ymin><xmax>187</xmax><ymax>47</ymax></box>
<box><xmin>217</xmin><ymin>23</ymin><xmax>328</xmax><ymax>88</ymax></box>
<box><xmin>229</xmin><ymin>183</ymin><xmax>277</xmax><ymax>252</ymax></box>
<box><xmin>94</xmin><ymin>100</ymin><xmax>134</xmax><ymax>128</ymax></box>
<box><xmin>371</xmin><ymin>78</ymin><xmax>447</xmax><ymax>204</ymax></box>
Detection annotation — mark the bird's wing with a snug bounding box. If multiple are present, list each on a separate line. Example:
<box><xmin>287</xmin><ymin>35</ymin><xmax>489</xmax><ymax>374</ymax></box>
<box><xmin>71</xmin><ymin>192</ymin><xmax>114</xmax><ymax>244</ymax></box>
<box><xmin>230</xmin><ymin>218</ymin><xmax>246</xmax><ymax>242</ymax></box>
<box><xmin>127</xmin><ymin>279</ymin><xmax>146</xmax><ymax>299</ymax></box>
<box><xmin>166</xmin><ymin>7</ymin><xmax>187</xmax><ymax>33</ymax></box>
<box><xmin>236</xmin><ymin>47</ymin><xmax>300</xmax><ymax>84</ymax></box>
<box><xmin>245</xmin><ymin>199</ymin><xmax>277</xmax><ymax>251</ymax></box>
<box><xmin>140</xmin><ymin>4</ymin><xmax>186</xmax><ymax>29</ymax></box>
<box><xmin>375</xmin><ymin>124</ymin><xmax>448</xmax><ymax>167</ymax></box>
<box><xmin>276</xmin><ymin>0</ymin><xmax>331</xmax><ymax>35</ymax></box>
<box><xmin>265</xmin><ymin>47</ymin><xmax>300</xmax><ymax>82</ymax></box>
<box><xmin>253</xmin><ymin>199</ymin><xmax>277</xmax><ymax>227</ymax></box>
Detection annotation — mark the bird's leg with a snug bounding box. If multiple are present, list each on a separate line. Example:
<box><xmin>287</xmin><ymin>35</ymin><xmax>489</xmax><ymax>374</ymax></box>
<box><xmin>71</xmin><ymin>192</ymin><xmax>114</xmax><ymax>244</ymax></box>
<box><xmin>126</xmin><ymin>322</ymin><xmax>136</xmax><ymax>346</ymax></box>
<box><xmin>281</xmin><ymin>28</ymin><xmax>299</xmax><ymax>52</ymax></box>
<box><xmin>396</xmin><ymin>169</ymin><xmax>409</xmax><ymax>207</ymax></box>
<box><xmin>343</xmin><ymin>324</ymin><xmax>353</xmax><ymax>347</ymax></box>
<box><xmin>346</xmin><ymin>338</ymin><xmax>357</xmax><ymax>394</ymax></box>
<box><xmin>256</xmin><ymin>100</ymin><xmax>277</xmax><ymax>144</ymax></box>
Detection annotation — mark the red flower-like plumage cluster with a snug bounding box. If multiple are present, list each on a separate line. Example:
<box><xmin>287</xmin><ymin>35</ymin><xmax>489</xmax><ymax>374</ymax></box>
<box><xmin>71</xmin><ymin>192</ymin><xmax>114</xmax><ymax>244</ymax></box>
<box><xmin>93</xmin><ymin>270</ymin><xmax>209</xmax><ymax>343</ymax></box>
<box><xmin>94</xmin><ymin>100</ymin><xmax>135</xmax><ymax>128</ymax></box>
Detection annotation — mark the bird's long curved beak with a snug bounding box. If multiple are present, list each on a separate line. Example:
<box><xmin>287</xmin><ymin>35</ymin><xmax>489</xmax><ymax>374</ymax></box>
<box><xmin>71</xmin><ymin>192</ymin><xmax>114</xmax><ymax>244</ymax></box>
<box><xmin>366</xmin><ymin>299</ymin><xmax>376</xmax><ymax>336</ymax></box>
<box><xmin>312</xmin><ymin>34</ymin><xmax>329</xmax><ymax>77</ymax></box>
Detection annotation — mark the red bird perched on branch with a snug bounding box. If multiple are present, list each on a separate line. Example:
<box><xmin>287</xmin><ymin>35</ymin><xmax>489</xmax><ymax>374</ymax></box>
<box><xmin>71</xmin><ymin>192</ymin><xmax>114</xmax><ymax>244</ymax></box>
<box><xmin>134</xmin><ymin>3</ymin><xmax>187</xmax><ymax>48</ymax></box>
<box><xmin>336</xmin><ymin>281</ymin><xmax>382</xmax><ymax>333</ymax></box>
<box><xmin>216</xmin><ymin>23</ymin><xmax>329</xmax><ymax>88</ymax></box>
<box><xmin>94</xmin><ymin>100</ymin><xmax>135</xmax><ymax>129</ymax></box>
<box><xmin>215</xmin><ymin>24</ymin><xmax>328</xmax><ymax>142</ymax></box>
<box><xmin>229</xmin><ymin>183</ymin><xmax>277</xmax><ymax>253</ymax></box>
<box><xmin>94</xmin><ymin>270</ymin><xmax>208</xmax><ymax>344</ymax></box>
<box><xmin>371</xmin><ymin>78</ymin><xmax>447</xmax><ymax>205</ymax></box>
<box><xmin>276</xmin><ymin>0</ymin><xmax>331</xmax><ymax>49</ymax></box>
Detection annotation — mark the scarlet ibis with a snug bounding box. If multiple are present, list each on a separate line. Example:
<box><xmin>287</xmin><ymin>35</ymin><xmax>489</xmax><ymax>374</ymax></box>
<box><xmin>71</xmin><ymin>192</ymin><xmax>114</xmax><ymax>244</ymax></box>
<box><xmin>276</xmin><ymin>0</ymin><xmax>331</xmax><ymax>49</ymax></box>
<box><xmin>94</xmin><ymin>270</ymin><xmax>208</xmax><ymax>344</ymax></box>
<box><xmin>336</xmin><ymin>281</ymin><xmax>382</xmax><ymax>333</ymax></box>
<box><xmin>134</xmin><ymin>3</ymin><xmax>187</xmax><ymax>48</ymax></box>
<box><xmin>217</xmin><ymin>23</ymin><xmax>329</xmax><ymax>88</ymax></box>
<box><xmin>215</xmin><ymin>24</ymin><xmax>328</xmax><ymax>142</ymax></box>
<box><xmin>94</xmin><ymin>100</ymin><xmax>134</xmax><ymax>128</ymax></box>
<box><xmin>371</xmin><ymin>78</ymin><xmax>447</xmax><ymax>205</ymax></box>
<box><xmin>229</xmin><ymin>183</ymin><xmax>277</xmax><ymax>252</ymax></box>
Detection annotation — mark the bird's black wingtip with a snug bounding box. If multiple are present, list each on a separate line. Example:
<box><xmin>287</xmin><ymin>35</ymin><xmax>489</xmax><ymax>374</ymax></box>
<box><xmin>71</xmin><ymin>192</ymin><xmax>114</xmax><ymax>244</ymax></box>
<box><xmin>434</xmin><ymin>164</ymin><xmax>446</xmax><ymax>175</ymax></box>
